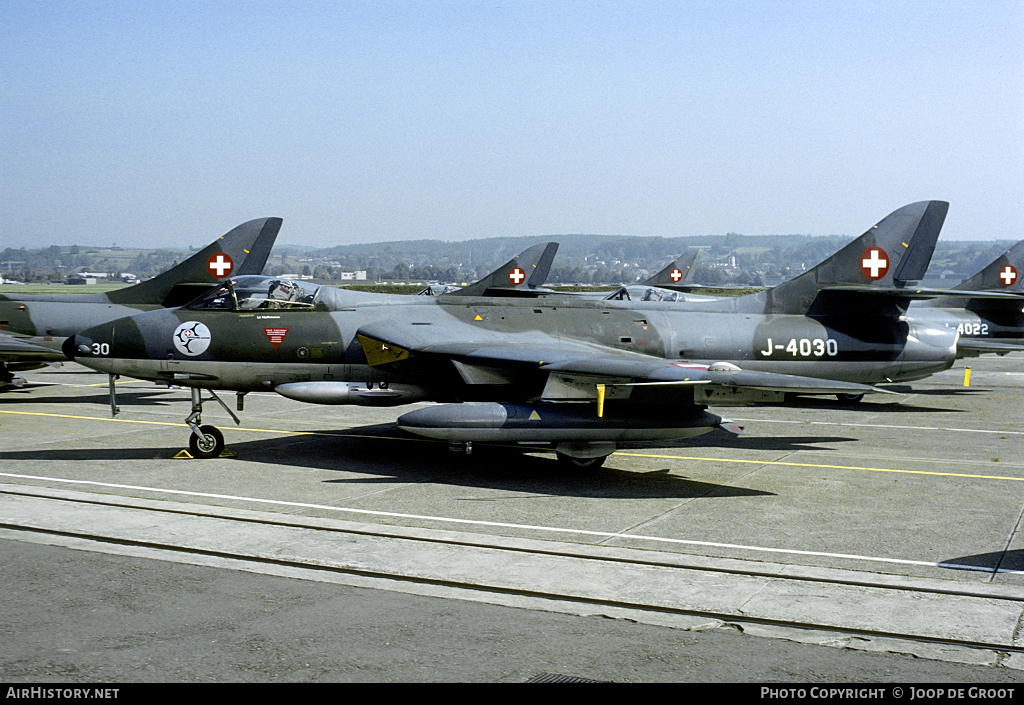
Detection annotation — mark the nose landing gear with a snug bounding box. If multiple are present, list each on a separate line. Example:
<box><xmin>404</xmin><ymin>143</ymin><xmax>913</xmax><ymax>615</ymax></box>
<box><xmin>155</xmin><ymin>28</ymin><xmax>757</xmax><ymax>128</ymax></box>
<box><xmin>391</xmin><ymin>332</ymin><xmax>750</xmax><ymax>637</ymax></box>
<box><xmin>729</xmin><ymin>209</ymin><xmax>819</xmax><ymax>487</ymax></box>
<box><xmin>184</xmin><ymin>387</ymin><xmax>238</xmax><ymax>458</ymax></box>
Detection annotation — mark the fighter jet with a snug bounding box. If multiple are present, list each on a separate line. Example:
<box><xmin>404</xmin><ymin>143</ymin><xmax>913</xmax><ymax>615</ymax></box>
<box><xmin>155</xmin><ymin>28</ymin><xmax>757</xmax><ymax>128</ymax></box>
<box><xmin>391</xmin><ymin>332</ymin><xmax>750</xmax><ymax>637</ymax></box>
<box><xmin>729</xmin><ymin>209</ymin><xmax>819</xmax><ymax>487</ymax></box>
<box><xmin>599</xmin><ymin>249</ymin><xmax>718</xmax><ymax>303</ymax></box>
<box><xmin>62</xmin><ymin>202</ymin><xmax>952</xmax><ymax>466</ymax></box>
<box><xmin>415</xmin><ymin>243</ymin><xmax>559</xmax><ymax>297</ymax></box>
<box><xmin>418</xmin><ymin>248</ymin><xmax>702</xmax><ymax>300</ymax></box>
<box><xmin>582</xmin><ymin>201</ymin><xmax>961</xmax><ymax>388</ymax></box>
<box><xmin>644</xmin><ymin>249</ymin><xmax>702</xmax><ymax>290</ymax></box>
<box><xmin>0</xmin><ymin>217</ymin><xmax>282</xmax><ymax>387</ymax></box>
<box><xmin>906</xmin><ymin>240</ymin><xmax>1024</xmax><ymax>356</ymax></box>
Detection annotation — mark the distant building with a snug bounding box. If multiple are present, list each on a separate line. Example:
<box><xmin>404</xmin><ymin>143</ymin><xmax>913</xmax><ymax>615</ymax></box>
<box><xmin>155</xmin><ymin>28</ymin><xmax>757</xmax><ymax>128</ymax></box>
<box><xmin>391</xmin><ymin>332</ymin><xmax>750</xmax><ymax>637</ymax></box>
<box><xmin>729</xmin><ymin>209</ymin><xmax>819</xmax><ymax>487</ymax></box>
<box><xmin>338</xmin><ymin>270</ymin><xmax>367</xmax><ymax>281</ymax></box>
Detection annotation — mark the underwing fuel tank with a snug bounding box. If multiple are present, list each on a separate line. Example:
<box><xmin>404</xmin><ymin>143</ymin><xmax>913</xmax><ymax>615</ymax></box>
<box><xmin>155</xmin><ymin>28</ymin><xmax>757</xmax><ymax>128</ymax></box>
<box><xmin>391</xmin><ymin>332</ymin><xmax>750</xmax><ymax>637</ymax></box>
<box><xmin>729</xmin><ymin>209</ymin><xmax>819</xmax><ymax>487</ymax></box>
<box><xmin>274</xmin><ymin>381</ymin><xmax>428</xmax><ymax>406</ymax></box>
<box><xmin>397</xmin><ymin>402</ymin><xmax>725</xmax><ymax>443</ymax></box>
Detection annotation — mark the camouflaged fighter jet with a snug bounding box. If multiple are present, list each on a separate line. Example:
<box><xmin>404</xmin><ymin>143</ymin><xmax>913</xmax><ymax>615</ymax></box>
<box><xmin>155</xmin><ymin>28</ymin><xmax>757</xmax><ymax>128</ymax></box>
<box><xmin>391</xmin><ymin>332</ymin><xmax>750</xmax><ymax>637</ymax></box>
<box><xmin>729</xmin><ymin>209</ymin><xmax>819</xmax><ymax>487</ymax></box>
<box><xmin>545</xmin><ymin>200</ymin><xmax>963</xmax><ymax>395</ymax></box>
<box><xmin>905</xmin><ymin>240</ymin><xmax>1024</xmax><ymax>357</ymax></box>
<box><xmin>609</xmin><ymin>219</ymin><xmax>1024</xmax><ymax>367</ymax></box>
<box><xmin>64</xmin><ymin>205</ymin><xmax>965</xmax><ymax>465</ymax></box>
<box><xmin>0</xmin><ymin>217</ymin><xmax>281</xmax><ymax>388</ymax></box>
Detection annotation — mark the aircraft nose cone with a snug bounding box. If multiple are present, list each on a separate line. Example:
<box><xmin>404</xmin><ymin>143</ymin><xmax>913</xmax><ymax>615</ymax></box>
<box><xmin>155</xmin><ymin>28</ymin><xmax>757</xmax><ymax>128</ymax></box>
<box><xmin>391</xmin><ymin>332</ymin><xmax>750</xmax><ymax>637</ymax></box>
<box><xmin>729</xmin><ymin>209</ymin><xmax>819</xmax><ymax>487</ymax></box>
<box><xmin>62</xmin><ymin>335</ymin><xmax>79</xmax><ymax>359</ymax></box>
<box><xmin>63</xmin><ymin>333</ymin><xmax>96</xmax><ymax>359</ymax></box>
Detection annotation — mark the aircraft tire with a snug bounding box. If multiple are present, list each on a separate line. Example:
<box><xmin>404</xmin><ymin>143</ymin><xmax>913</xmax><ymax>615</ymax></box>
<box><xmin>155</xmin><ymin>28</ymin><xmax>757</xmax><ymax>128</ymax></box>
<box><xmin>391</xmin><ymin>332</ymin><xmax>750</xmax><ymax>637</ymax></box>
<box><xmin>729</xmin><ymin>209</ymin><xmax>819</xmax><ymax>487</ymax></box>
<box><xmin>555</xmin><ymin>452</ymin><xmax>607</xmax><ymax>470</ymax></box>
<box><xmin>837</xmin><ymin>393</ymin><xmax>865</xmax><ymax>404</ymax></box>
<box><xmin>189</xmin><ymin>425</ymin><xmax>225</xmax><ymax>459</ymax></box>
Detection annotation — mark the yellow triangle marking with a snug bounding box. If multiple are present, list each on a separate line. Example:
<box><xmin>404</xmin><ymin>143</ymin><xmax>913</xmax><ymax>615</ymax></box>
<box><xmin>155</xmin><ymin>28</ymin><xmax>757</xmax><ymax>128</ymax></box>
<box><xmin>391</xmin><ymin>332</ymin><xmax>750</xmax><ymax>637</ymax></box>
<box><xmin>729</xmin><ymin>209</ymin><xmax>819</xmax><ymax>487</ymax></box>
<box><xmin>529</xmin><ymin>410</ymin><xmax>541</xmax><ymax>420</ymax></box>
<box><xmin>173</xmin><ymin>448</ymin><xmax>237</xmax><ymax>459</ymax></box>
<box><xmin>474</xmin><ymin>314</ymin><xmax>483</xmax><ymax>321</ymax></box>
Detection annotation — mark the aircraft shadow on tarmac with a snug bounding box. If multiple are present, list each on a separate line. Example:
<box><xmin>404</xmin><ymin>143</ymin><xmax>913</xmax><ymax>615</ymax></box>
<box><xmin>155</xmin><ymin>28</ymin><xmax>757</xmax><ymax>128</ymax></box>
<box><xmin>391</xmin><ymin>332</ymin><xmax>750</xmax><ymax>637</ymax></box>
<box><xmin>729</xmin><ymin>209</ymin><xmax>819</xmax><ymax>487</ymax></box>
<box><xmin>877</xmin><ymin>385</ymin><xmax>993</xmax><ymax>398</ymax></box>
<box><xmin>0</xmin><ymin>388</ymin><xmax>179</xmax><ymax>408</ymax></box>
<box><xmin>941</xmin><ymin>549</ymin><xmax>1024</xmax><ymax>574</ymax></box>
<box><xmin>641</xmin><ymin>429</ymin><xmax>859</xmax><ymax>453</ymax></box>
<box><xmin>0</xmin><ymin>424</ymin><xmax>775</xmax><ymax>500</ymax></box>
<box><xmin>764</xmin><ymin>395</ymin><xmax>968</xmax><ymax>414</ymax></box>
<box><xmin>257</xmin><ymin>428</ymin><xmax>777</xmax><ymax>500</ymax></box>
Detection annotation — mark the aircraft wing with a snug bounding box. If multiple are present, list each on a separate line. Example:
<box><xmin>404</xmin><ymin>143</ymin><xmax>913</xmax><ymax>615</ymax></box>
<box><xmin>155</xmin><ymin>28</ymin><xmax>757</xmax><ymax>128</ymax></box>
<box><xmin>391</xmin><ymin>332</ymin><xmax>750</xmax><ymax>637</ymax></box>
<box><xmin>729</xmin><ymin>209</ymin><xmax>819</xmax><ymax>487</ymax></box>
<box><xmin>821</xmin><ymin>285</ymin><xmax>1023</xmax><ymax>301</ymax></box>
<box><xmin>955</xmin><ymin>338</ymin><xmax>1024</xmax><ymax>355</ymax></box>
<box><xmin>354</xmin><ymin>321</ymin><xmax>888</xmax><ymax>398</ymax></box>
<box><xmin>0</xmin><ymin>332</ymin><xmax>66</xmax><ymax>365</ymax></box>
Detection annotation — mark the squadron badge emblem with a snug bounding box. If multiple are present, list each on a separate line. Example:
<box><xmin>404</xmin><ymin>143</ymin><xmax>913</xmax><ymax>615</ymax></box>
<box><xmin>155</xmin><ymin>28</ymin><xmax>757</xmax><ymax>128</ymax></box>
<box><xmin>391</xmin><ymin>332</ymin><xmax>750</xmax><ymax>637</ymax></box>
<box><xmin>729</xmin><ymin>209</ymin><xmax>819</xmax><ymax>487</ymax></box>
<box><xmin>173</xmin><ymin>321</ymin><xmax>212</xmax><ymax>356</ymax></box>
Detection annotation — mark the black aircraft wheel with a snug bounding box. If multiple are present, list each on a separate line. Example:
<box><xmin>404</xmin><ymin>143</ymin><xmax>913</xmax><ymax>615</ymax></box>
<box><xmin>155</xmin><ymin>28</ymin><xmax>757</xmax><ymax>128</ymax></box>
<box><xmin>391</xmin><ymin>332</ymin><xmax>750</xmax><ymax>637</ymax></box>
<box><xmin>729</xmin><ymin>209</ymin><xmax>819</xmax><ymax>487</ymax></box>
<box><xmin>189</xmin><ymin>425</ymin><xmax>225</xmax><ymax>459</ymax></box>
<box><xmin>555</xmin><ymin>452</ymin><xmax>607</xmax><ymax>470</ymax></box>
<box><xmin>837</xmin><ymin>393</ymin><xmax>865</xmax><ymax>404</ymax></box>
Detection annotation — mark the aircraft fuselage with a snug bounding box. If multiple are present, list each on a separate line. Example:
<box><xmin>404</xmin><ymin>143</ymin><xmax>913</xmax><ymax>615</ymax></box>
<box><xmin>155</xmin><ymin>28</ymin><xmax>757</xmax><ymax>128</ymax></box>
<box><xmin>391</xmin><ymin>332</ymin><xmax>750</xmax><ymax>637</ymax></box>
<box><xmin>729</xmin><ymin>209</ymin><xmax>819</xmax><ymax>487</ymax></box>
<box><xmin>67</xmin><ymin>280</ymin><xmax>958</xmax><ymax>395</ymax></box>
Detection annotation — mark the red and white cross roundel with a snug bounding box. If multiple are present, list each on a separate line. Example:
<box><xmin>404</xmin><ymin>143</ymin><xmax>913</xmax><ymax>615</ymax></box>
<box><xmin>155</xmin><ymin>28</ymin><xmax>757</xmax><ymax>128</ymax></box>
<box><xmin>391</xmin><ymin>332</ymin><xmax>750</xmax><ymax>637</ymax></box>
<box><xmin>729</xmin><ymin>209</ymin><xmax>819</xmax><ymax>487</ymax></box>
<box><xmin>669</xmin><ymin>268</ymin><xmax>684</xmax><ymax>282</ymax></box>
<box><xmin>508</xmin><ymin>267</ymin><xmax>526</xmax><ymax>285</ymax></box>
<box><xmin>207</xmin><ymin>253</ymin><xmax>234</xmax><ymax>279</ymax></box>
<box><xmin>860</xmin><ymin>247</ymin><xmax>889</xmax><ymax>281</ymax></box>
<box><xmin>999</xmin><ymin>264</ymin><xmax>1018</xmax><ymax>287</ymax></box>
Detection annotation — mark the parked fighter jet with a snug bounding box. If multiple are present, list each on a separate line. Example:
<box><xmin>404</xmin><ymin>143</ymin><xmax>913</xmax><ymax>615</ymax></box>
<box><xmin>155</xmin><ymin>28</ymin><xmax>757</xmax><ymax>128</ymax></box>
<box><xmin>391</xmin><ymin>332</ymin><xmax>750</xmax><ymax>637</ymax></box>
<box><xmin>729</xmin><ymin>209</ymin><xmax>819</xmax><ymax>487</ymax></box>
<box><xmin>599</xmin><ymin>249</ymin><xmax>716</xmax><ymax>303</ymax></box>
<box><xmin>63</xmin><ymin>201</ymin><xmax>953</xmax><ymax>466</ymax></box>
<box><xmin>418</xmin><ymin>248</ymin><xmax>702</xmax><ymax>299</ymax></box>
<box><xmin>415</xmin><ymin>242</ymin><xmax>558</xmax><ymax>296</ymax></box>
<box><xmin>583</xmin><ymin>200</ymin><xmax>960</xmax><ymax>387</ymax></box>
<box><xmin>0</xmin><ymin>217</ymin><xmax>281</xmax><ymax>387</ymax></box>
<box><xmin>907</xmin><ymin>240</ymin><xmax>1024</xmax><ymax>356</ymax></box>
<box><xmin>645</xmin><ymin>249</ymin><xmax>702</xmax><ymax>289</ymax></box>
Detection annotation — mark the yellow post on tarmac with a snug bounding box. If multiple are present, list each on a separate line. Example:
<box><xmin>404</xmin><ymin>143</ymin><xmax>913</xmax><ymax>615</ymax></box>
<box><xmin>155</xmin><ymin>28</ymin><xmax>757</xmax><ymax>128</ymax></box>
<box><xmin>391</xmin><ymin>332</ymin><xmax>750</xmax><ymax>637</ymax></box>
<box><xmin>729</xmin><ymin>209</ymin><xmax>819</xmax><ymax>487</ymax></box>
<box><xmin>964</xmin><ymin>367</ymin><xmax>971</xmax><ymax>387</ymax></box>
<box><xmin>597</xmin><ymin>384</ymin><xmax>606</xmax><ymax>418</ymax></box>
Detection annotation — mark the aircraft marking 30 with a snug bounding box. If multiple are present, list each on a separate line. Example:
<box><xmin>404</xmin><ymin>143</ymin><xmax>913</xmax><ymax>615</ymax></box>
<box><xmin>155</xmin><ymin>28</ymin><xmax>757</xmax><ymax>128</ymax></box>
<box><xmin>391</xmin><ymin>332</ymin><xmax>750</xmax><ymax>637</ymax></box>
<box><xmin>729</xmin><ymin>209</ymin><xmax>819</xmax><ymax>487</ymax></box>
<box><xmin>59</xmin><ymin>202</ymin><xmax>957</xmax><ymax>466</ymax></box>
<box><xmin>0</xmin><ymin>217</ymin><xmax>281</xmax><ymax>388</ymax></box>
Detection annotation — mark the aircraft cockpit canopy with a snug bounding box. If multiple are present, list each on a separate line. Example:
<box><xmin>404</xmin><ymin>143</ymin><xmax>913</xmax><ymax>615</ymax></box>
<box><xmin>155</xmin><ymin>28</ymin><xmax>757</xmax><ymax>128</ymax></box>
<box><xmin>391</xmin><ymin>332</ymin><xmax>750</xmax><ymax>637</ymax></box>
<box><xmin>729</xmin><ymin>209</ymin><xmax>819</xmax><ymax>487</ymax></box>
<box><xmin>416</xmin><ymin>284</ymin><xmax>461</xmax><ymax>296</ymax></box>
<box><xmin>188</xmin><ymin>276</ymin><xmax>322</xmax><ymax>311</ymax></box>
<box><xmin>640</xmin><ymin>287</ymin><xmax>679</xmax><ymax>302</ymax></box>
<box><xmin>603</xmin><ymin>286</ymin><xmax>680</xmax><ymax>302</ymax></box>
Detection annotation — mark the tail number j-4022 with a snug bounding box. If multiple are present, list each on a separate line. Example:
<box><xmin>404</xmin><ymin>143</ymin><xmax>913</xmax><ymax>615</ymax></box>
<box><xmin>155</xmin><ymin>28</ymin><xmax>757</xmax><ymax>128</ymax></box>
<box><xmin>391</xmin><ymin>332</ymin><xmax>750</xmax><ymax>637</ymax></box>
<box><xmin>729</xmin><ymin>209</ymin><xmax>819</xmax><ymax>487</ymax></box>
<box><xmin>957</xmin><ymin>322</ymin><xmax>989</xmax><ymax>336</ymax></box>
<box><xmin>760</xmin><ymin>338</ymin><xmax>839</xmax><ymax>357</ymax></box>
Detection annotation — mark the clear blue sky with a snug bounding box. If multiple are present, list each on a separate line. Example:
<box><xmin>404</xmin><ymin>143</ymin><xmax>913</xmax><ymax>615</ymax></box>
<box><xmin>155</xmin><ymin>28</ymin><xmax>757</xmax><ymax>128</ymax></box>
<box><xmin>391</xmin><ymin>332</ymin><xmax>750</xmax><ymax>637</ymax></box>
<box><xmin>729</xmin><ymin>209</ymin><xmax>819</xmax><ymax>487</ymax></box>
<box><xmin>3</xmin><ymin>0</ymin><xmax>1022</xmax><ymax>249</ymax></box>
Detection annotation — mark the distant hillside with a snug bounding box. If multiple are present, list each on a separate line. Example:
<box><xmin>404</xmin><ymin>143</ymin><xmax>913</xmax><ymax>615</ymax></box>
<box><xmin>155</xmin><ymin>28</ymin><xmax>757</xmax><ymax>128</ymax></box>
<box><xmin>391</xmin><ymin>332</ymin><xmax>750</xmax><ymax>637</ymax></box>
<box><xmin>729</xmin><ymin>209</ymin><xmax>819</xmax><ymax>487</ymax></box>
<box><xmin>3</xmin><ymin>234</ymin><xmax>1017</xmax><ymax>286</ymax></box>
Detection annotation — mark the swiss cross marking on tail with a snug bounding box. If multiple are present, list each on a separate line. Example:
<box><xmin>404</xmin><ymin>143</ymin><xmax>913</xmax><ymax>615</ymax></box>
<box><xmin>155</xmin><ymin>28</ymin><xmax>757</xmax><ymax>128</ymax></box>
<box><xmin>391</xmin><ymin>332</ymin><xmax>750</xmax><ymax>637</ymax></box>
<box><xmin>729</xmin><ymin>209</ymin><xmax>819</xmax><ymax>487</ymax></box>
<box><xmin>509</xmin><ymin>267</ymin><xmax>526</xmax><ymax>285</ymax></box>
<box><xmin>860</xmin><ymin>247</ymin><xmax>889</xmax><ymax>281</ymax></box>
<box><xmin>670</xmin><ymin>268</ymin><xmax>683</xmax><ymax>282</ymax></box>
<box><xmin>207</xmin><ymin>253</ymin><xmax>234</xmax><ymax>278</ymax></box>
<box><xmin>999</xmin><ymin>265</ymin><xmax>1018</xmax><ymax>287</ymax></box>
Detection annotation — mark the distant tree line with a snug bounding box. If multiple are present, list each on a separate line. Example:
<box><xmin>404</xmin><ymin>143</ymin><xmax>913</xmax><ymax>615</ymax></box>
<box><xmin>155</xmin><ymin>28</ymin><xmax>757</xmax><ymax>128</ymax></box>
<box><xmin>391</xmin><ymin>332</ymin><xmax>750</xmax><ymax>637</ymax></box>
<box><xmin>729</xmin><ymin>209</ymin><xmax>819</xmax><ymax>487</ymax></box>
<box><xmin>3</xmin><ymin>236</ymin><xmax>1017</xmax><ymax>286</ymax></box>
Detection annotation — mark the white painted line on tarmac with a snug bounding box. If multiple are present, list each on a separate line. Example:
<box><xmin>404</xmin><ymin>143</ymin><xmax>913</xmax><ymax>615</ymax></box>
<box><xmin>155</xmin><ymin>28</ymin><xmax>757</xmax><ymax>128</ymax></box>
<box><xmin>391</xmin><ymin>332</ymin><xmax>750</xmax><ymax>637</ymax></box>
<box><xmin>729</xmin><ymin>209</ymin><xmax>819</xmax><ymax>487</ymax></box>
<box><xmin>1</xmin><ymin>471</ymin><xmax>1016</xmax><ymax>576</ymax></box>
<box><xmin>729</xmin><ymin>418</ymin><xmax>1024</xmax><ymax>435</ymax></box>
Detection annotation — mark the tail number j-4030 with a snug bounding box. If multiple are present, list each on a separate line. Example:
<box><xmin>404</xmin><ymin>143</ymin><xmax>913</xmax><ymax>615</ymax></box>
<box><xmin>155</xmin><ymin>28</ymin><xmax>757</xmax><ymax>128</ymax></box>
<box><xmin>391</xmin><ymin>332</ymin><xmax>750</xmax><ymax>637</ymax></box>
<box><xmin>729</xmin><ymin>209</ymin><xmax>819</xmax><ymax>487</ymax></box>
<box><xmin>760</xmin><ymin>337</ymin><xmax>839</xmax><ymax>357</ymax></box>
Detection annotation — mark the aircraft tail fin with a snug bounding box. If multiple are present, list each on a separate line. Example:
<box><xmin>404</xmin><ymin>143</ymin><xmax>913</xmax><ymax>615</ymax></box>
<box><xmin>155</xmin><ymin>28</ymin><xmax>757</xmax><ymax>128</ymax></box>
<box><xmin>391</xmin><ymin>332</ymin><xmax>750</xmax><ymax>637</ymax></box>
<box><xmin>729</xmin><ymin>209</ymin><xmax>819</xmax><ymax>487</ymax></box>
<box><xmin>955</xmin><ymin>240</ymin><xmax>1024</xmax><ymax>293</ymax></box>
<box><xmin>445</xmin><ymin>242</ymin><xmax>559</xmax><ymax>297</ymax></box>
<box><xmin>106</xmin><ymin>217</ymin><xmax>282</xmax><ymax>308</ymax></box>
<box><xmin>641</xmin><ymin>249</ymin><xmax>701</xmax><ymax>289</ymax></box>
<box><xmin>915</xmin><ymin>238</ymin><xmax>1024</xmax><ymax>312</ymax></box>
<box><xmin>763</xmin><ymin>201</ymin><xmax>949</xmax><ymax>315</ymax></box>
